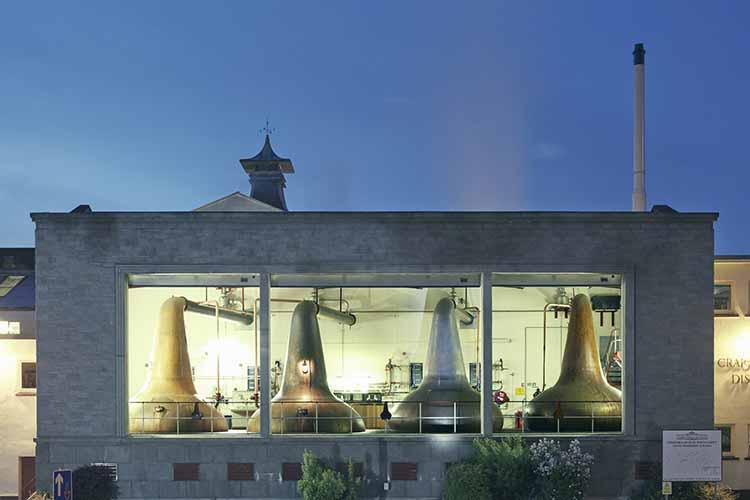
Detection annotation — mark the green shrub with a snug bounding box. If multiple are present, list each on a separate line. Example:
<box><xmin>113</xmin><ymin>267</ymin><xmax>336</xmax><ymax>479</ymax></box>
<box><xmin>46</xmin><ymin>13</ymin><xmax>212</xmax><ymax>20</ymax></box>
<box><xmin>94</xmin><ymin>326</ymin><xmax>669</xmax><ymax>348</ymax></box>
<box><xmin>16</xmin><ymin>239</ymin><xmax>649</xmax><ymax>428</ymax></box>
<box><xmin>28</xmin><ymin>491</ymin><xmax>51</xmax><ymax>500</ymax></box>
<box><xmin>528</xmin><ymin>438</ymin><xmax>593</xmax><ymax>500</ymax></box>
<box><xmin>472</xmin><ymin>437</ymin><xmax>534</xmax><ymax>500</ymax></box>
<box><xmin>692</xmin><ymin>483</ymin><xmax>738</xmax><ymax>500</ymax></box>
<box><xmin>443</xmin><ymin>462</ymin><xmax>490</xmax><ymax>500</ymax></box>
<box><xmin>298</xmin><ymin>451</ymin><xmax>360</xmax><ymax>500</ymax></box>
<box><xmin>442</xmin><ymin>438</ymin><xmax>595</xmax><ymax>500</ymax></box>
<box><xmin>72</xmin><ymin>465</ymin><xmax>118</xmax><ymax>500</ymax></box>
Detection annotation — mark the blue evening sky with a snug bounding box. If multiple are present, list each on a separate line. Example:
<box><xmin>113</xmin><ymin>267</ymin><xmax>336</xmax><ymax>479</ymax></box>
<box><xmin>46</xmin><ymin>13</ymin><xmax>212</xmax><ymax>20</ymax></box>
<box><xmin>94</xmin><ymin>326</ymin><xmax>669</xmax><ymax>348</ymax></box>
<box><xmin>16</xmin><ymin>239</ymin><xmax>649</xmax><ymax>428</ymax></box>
<box><xmin>1</xmin><ymin>2</ymin><xmax>748</xmax><ymax>253</ymax></box>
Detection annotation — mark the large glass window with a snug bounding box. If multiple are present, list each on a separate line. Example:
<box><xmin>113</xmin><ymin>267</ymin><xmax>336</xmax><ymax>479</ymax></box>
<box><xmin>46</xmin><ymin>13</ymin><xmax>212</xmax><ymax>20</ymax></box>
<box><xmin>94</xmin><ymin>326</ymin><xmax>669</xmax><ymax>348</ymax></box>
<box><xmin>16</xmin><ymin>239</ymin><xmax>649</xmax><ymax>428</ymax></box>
<box><xmin>127</xmin><ymin>273</ymin><xmax>260</xmax><ymax>434</ymax></box>
<box><xmin>268</xmin><ymin>273</ymin><xmax>483</xmax><ymax>434</ymax></box>
<box><xmin>492</xmin><ymin>273</ymin><xmax>623</xmax><ymax>434</ymax></box>
<box><xmin>124</xmin><ymin>271</ymin><xmax>624</xmax><ymax>436</ymax></box>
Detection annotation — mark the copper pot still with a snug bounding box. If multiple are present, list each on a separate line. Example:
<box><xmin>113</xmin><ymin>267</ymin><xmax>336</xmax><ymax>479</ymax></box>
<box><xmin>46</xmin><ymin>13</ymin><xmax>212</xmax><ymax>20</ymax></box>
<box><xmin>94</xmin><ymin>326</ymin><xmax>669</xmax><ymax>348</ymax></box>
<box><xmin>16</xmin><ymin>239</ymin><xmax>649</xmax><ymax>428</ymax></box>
<box><xmin>524</xmin><ymin>293</ymin><xmax>622</xmax><ymax>432</ymax></box>
<box><xmin>129</xmin><ymin>297</ymin><xmax>228</xmax><ymax>433</ymax></box>
<box><xmin>247</xmin><ymin>301</ymin><xmax>365</xmax><ymax>433</ymax></box>
<box><xmin>389</xmin><ymin>297</ymin><xmax>503</xmax><ymax>433</ymax></box>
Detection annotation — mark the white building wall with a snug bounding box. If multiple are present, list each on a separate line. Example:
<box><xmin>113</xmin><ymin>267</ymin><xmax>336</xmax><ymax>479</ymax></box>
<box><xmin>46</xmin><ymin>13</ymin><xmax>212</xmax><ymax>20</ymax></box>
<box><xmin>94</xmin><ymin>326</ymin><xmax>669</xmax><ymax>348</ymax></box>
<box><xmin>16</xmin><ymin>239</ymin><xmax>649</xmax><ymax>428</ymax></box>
<box><xmin>0</xmin><ymin>339</ymin><xmax>36</xmax><ymax>498</ymax></box>
<box><xmin>714</xmin><ymin>260</ymin><xmax>750</xmax><ymax>489</ymax></box>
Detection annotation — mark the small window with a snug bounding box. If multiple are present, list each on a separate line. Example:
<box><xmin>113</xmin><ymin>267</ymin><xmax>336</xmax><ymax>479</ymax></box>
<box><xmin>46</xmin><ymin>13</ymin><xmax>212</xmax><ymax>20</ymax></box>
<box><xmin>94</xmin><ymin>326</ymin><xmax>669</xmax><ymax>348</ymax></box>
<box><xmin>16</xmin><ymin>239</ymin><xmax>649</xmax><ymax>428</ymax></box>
<box><xmin>227</xmin><ymin>463</ymin><xmax>254</xmax><ymax>481</ymax></box>
<box><xmin>717</xmin><ymin>425</ymin><xmax>732</xmax><ymax>453</ymax></box>
<box><xmin>390</xmin><ymin>462</ymin><xmax>418</xmax><ymax>481</ymax></box>
<box><xmin>0</xmin><ymin>321</ymin><xmax>21</xmax><ymax>335</ymax></box>
<box><xmin>173</xmin><ymin>463</ymin><xmax>200</xmax><ymax>481</ymax></box>
<box><xmin>281</xmin><ymin>463</ymin><xmax>302</xmax><ymax>481</ymax></box>
<box><xmin>0</xmin><ymin>276</ymin><xmax>24</xmax><ymax>297</ymax></box>
<box><xmin>20</xmin><ymin>362</ymin><xmax>36</xmax><ymax>390</ymax></box>
<box><xmin>714</xmin><ymin>284</ymin><xmax>732</xmax><ymax>311</ymax></box>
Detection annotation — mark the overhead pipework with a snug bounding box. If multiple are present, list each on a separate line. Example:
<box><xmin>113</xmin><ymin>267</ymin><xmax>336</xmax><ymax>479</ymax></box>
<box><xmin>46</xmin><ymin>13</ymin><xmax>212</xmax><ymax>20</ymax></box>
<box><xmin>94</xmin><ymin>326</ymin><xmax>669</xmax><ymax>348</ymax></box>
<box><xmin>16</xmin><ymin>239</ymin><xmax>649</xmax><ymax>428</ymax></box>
<box><xmin>182</xmin><ymin>297</ymin><xmax>254</xmax><ymax>325</ymax></box>
<box><xmin>449</xmin><ymin>288</ymin><xmax>476</xmax><ymax>326</ymax></box>
<box><xmin>315</xmin><ymin>303</ymin><xmax>357</xmax><ymax>326</ymax></box>
<box><xmin>632</xmin><ymin>42</ymin><xmax>647</xmax><ymax>212</ymax></box>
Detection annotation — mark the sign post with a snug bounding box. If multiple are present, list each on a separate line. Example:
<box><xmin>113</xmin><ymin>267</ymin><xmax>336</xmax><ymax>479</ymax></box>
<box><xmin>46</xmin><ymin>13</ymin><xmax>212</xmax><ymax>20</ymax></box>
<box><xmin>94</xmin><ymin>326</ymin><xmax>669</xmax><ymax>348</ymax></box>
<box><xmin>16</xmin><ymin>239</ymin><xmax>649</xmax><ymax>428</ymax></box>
<box><xmin>662</xmin><ymin>430</ymin><xmax>722</xmax><ymax>499</ymax></box>
<box><xmin>52</xmin><ymin>470</ymin><xmax>72</xmax><ymax>500</ymax></box>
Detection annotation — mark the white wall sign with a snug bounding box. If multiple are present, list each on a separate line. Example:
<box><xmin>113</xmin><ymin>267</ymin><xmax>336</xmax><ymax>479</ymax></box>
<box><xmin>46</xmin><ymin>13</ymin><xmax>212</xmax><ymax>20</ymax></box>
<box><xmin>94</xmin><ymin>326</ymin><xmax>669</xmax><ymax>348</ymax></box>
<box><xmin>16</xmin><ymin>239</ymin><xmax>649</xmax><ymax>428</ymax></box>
<box><xmin>662</xmin><ymin>430</ymin><xmax>722</xmax><ymax>482</ymax></box>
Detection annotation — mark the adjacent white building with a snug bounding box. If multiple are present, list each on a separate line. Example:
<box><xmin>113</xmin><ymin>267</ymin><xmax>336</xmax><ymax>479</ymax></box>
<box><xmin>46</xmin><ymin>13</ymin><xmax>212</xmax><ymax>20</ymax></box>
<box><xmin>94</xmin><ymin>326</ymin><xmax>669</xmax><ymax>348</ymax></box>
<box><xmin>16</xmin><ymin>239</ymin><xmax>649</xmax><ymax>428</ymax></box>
<box><xmin>714</xmin><ymin>256</ymin><xmax>750</xmax><ymax>490</ymax></box>
<box><xmin>0</xmin><ymin>249</ymin><xmax>36</xmax><ymax>500</ymax></box>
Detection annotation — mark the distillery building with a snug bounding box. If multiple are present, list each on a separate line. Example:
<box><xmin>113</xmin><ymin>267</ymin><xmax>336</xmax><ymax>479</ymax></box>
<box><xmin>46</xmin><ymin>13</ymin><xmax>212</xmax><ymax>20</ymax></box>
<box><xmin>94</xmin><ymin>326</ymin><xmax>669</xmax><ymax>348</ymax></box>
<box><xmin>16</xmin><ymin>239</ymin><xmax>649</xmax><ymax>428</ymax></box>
<box><xmin>29</xmin><ymin>131</ymin><xmax>718</xmax><ymax>499</ymax></box>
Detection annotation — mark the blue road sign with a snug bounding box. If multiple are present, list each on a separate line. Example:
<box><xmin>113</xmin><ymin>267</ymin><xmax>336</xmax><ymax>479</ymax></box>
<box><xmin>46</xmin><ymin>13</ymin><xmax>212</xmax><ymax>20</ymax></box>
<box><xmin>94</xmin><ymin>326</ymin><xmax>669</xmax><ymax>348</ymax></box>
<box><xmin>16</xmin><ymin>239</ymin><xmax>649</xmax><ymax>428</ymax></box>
<box><xmin>53</xmin><ymin>470</ymin><xmax>72</xmax><ymax>500</ymax></box>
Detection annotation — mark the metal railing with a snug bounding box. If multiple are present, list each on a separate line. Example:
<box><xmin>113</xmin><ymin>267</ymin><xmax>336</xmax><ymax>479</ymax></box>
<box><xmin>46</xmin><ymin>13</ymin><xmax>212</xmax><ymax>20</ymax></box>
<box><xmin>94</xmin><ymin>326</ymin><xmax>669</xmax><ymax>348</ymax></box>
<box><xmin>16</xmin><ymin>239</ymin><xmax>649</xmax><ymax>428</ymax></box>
<box><xmin>502</xmin><ymin>400</ymin><xmax>623</xmax><ymax>433</ymax></box>
<box><xmin>128</xmin><ymin>399</ymin><xmax>259</xmax><ymax>434</ymax></box>
<box><xmin>271</xmin><ymin>400</ymin><xmax>480</xmax><ymax>434</ymax></box>
<box><xmin>128</xmin><ymin>399</ymin><xmax>622</xmax><ymax>435</ymax></box>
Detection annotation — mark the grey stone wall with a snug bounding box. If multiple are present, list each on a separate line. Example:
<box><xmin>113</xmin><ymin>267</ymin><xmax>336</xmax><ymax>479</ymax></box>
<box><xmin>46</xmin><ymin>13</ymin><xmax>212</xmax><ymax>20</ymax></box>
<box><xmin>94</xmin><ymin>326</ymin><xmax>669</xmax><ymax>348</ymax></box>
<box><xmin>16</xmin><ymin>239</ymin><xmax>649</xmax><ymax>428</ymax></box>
<box><xmin>32</xmin><ymin>211</ymin><xmax>716</xmax><ymax>498</ymax></box>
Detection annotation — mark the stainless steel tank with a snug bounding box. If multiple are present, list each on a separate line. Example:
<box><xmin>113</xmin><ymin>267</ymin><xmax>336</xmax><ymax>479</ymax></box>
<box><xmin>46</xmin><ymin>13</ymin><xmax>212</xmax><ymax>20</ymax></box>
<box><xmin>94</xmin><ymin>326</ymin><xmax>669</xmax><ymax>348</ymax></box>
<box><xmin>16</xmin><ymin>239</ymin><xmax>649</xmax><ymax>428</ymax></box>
<box><xmin>389</xmin><ymin>297</ymin><xmax>503</xmax><ymax>433</ymax></box>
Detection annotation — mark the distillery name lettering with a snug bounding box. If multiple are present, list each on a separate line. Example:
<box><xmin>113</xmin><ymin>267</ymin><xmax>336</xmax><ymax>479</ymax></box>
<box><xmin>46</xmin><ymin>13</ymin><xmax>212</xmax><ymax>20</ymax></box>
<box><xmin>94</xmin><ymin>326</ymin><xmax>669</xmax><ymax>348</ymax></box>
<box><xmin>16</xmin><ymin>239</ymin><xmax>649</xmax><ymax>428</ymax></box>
<box><xmin>716</xmin><ymin>358</ymin><xmax>750</xmax><ymax>370</ymax></box>
<box><xmin>717</xmin><ymin>358</ymin><xmax>750</xmax><ymax>384</ymax></box>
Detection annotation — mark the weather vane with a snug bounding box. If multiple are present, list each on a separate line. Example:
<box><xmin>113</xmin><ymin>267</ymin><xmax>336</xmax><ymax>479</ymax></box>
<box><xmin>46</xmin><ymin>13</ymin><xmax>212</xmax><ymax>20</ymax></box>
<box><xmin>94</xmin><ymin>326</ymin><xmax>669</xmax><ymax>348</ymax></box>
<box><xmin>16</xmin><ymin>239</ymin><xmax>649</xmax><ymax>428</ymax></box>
<box><xmin>259</xmin><ymin>118</ymin><xmax>277</xmax><ymax>136</ymax></box>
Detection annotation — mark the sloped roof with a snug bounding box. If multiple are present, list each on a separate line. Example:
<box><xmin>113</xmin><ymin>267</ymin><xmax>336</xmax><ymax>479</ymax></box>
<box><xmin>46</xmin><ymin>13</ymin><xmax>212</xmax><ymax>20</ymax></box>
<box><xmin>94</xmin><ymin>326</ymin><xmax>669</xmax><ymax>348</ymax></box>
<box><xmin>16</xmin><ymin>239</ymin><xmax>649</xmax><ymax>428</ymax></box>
<box><xmin>193</xmin><ymin>191</ymin><xmax>282</xmax><ymax>212</ymax></box>
<box><xmin>240</xmin><ymin>134</ymin><xmax>295</xmax><ymax>173</ymax></box>
<box><xmin>0</xmin><ymin>272</ymin><xmax>34</xmax><ymax>310</ymax></box>
<box><xmin>0</xmin><ymin>249</ymin><xmax>35</xmax><ymax>310</ymax></box>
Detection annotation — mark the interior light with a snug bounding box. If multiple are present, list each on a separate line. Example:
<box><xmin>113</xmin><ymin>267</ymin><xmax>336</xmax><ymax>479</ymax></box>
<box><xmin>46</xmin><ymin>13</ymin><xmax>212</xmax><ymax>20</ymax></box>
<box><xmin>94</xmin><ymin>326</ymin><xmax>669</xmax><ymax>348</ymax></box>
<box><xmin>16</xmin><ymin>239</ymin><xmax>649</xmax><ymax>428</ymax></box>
<box><xmin>300</xmin><ymin>359</ymin><xmax>310</xmax><ymax>375</ymax></box>
<box><xmin>734</xmin><ymin>330</ymin><xmax>750</xmax><ymax>357</ymax></box>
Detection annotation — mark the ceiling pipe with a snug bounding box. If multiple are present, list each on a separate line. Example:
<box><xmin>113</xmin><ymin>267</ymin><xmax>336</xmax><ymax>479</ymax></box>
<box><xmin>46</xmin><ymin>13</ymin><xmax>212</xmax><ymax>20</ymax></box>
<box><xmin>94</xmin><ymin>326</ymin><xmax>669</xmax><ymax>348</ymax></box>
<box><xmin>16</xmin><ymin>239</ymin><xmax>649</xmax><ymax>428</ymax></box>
<box><xmin>453</xmin><ymin>302</ymin><xmax>475</xmax><ymax>326</ymax></box>
<box><xmin>182</xmin><ymin>298</ymin><xmax>254</xmax><ymax>325</ymax></box>
<box><xmin>315</xmin><ymin>303</ymin><xmax>357</xmax><ymax>326</ymax></box>
<box><xmin>632</xmin><ymin>42</ymin><xmax>647</xmax><ymax>212</ymax></box>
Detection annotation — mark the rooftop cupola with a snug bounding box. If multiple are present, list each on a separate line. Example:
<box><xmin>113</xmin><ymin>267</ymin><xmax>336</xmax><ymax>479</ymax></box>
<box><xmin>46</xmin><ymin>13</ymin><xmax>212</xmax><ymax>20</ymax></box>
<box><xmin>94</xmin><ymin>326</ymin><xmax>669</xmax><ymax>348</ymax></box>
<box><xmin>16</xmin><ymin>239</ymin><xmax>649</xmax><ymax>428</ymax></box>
<box><xmin>239</xmin><ymin>133</ymin><xmax>295</xmax><ymax>211</ymax></box>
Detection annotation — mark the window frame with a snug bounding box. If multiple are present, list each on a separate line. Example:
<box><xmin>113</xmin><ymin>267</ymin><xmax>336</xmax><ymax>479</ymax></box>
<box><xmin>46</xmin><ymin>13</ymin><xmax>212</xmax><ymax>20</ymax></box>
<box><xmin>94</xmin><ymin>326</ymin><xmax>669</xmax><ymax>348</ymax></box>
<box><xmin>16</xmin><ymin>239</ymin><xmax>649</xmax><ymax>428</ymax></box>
<box><xmin>715</xmin><ymin>424</ymin><xmax>733</xmax><ymax>455</ymax></box>
<box><xmin>16</xmin><ymin>360</ymin><xmax>36</xmax><ymax>395</ymax></box>
<box><xmin>714</xmin><ymin>282</ymin><xmax>734</xmax><ymax>314</ymax></box>
<box><xmin>115</xmin><ymin>265</ymin><xmax>634</xmax><ymax>439</ymax></box>
<box><xmin>0</xmin><ymin>320</ymin><xmax>22</xmax><ymax>335</ymax></box>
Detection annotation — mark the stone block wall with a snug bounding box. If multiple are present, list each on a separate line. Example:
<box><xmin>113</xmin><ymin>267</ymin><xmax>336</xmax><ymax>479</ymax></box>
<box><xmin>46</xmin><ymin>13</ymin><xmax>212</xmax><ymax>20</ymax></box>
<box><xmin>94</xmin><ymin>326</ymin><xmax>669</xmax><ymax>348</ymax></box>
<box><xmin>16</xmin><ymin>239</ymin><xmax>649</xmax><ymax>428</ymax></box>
<box><xmin>32</xmin><ymin>211</ymin><xmax>716</xmax><ymax>498</ymax></box>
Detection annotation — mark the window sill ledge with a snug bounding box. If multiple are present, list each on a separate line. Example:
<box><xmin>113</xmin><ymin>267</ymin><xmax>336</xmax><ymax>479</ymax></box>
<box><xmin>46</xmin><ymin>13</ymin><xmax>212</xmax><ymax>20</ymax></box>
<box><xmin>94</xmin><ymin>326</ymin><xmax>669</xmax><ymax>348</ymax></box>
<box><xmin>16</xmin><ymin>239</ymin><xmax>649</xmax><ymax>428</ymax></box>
<box><xmin>15</xmin><ymin>391</ymin><xmax>36</xmax><ymax>397</ymax></box>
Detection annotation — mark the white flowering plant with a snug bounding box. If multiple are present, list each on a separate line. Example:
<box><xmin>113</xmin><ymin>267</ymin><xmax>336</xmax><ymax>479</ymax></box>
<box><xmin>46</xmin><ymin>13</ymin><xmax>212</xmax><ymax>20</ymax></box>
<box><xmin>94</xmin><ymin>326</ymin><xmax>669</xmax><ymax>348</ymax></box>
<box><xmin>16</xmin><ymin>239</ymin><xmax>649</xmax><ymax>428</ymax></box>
<box><xmin>529</xmin><ymin>438</ymin><xmax>594</xmax><ymax>500</ymax></box>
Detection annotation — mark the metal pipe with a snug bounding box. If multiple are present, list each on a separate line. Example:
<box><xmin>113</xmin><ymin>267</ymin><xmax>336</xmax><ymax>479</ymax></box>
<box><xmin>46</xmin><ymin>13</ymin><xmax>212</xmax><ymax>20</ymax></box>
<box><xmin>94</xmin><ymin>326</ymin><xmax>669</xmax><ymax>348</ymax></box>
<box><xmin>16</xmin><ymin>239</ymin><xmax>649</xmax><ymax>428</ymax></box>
<box><xmin>632</xmin><ymin>42</ymin><xmax>646</xmax><ymax>211</ymax></box>
<box><xmin>454</xmin><ymin>302</ymin><xmax>475</xmax><ymax>326</ymax></box>
<box><xmin>316</xmin><ymin>303</ymin><xmax>356</xmax><ymax>326</ymax></box>
<box><xmin>214</xmin><ymin>302</ymin><xmax>220</xmax><ymax>400</ymax></box>
<box><xmin>319</xmin><ymin>297</ymin><xmax>350</xmax><ymax>312</ymax></box>
<box><xmin>182</xmin><ymin>298</ymin><xmax>254</xmax><ymax>325</ymax></box>
<box><xmin>253</xmin><ymin>299</ymin><xmax>259</xmax><ymax>401</ymax></box>
<box><xmin>268</xmin><ymin>296</ymin><xmax>356</xmax><ymax>325</ymax></box>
